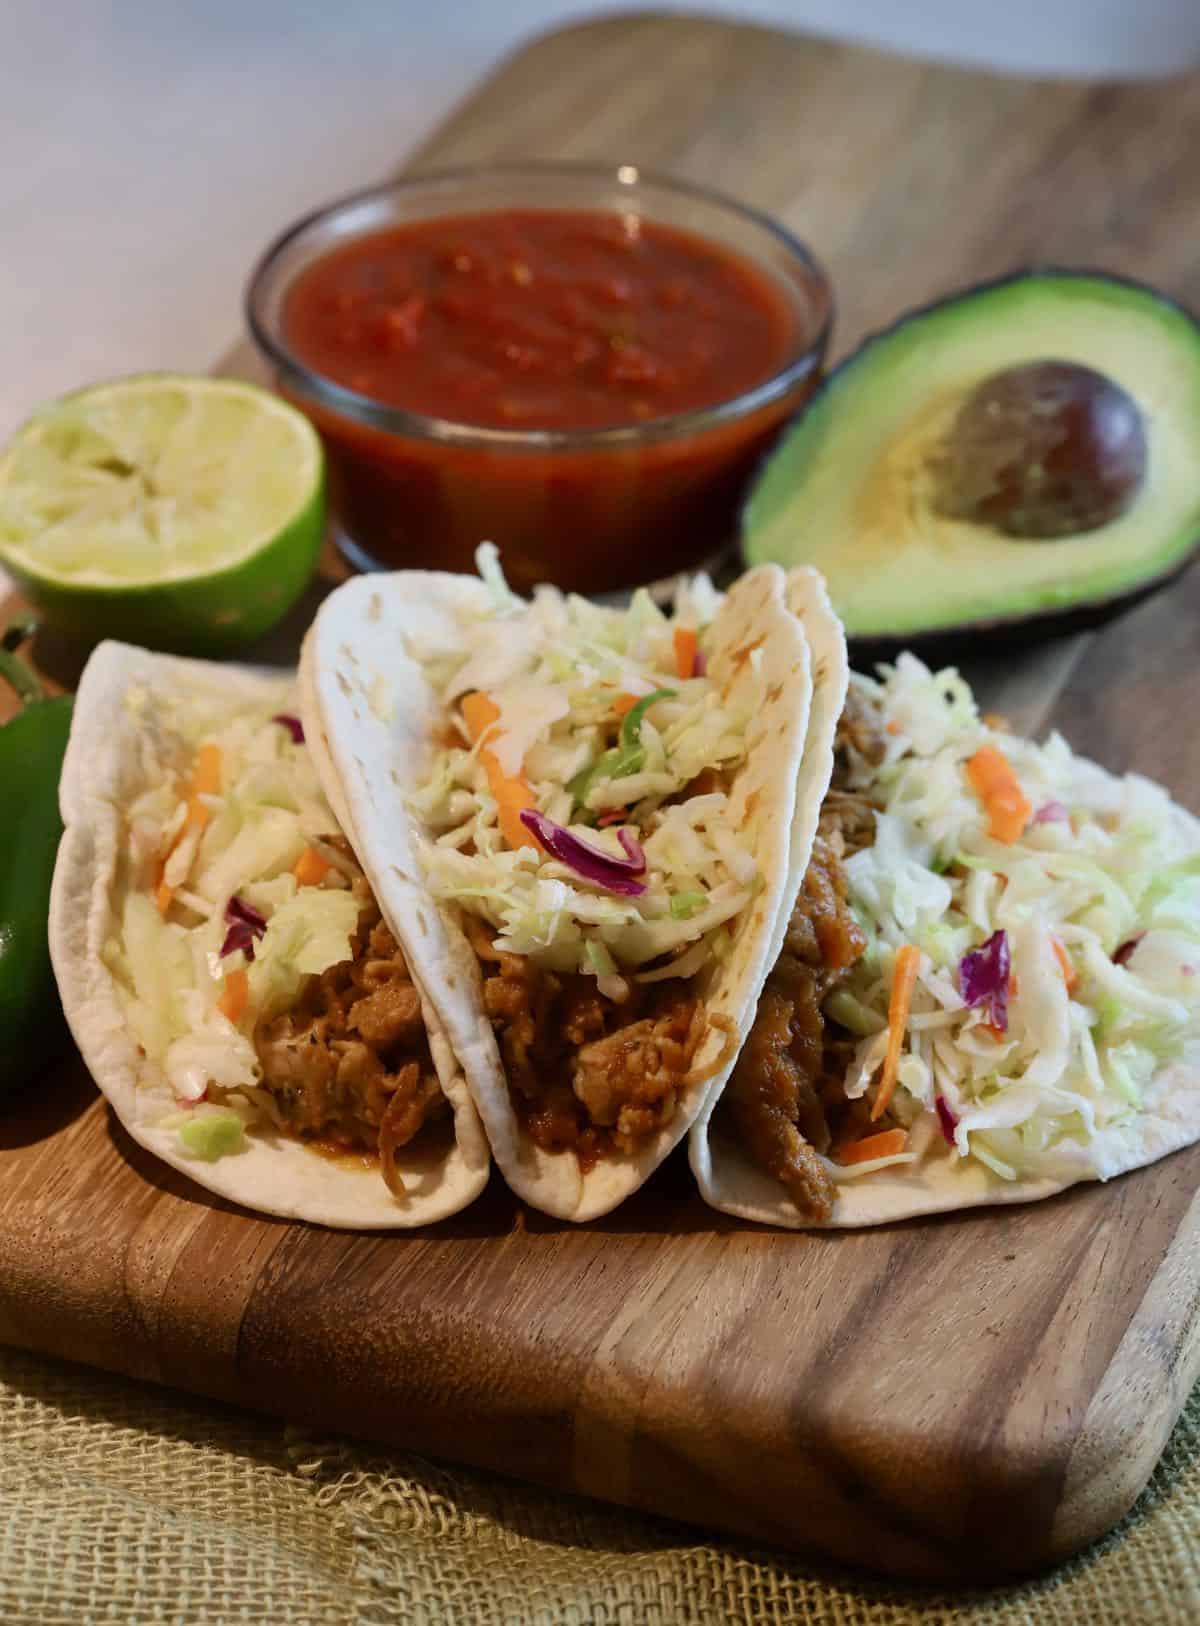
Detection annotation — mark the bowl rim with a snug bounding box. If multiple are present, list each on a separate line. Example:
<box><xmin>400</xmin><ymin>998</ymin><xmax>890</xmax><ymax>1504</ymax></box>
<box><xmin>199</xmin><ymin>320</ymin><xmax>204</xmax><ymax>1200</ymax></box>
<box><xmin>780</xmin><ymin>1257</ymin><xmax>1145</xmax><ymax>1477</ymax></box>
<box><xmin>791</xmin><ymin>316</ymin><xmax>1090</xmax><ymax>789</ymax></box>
<box><xmin>244</xmin><ymin>160</ymin><xmax>834</xmax><ymax>452</ymax></box>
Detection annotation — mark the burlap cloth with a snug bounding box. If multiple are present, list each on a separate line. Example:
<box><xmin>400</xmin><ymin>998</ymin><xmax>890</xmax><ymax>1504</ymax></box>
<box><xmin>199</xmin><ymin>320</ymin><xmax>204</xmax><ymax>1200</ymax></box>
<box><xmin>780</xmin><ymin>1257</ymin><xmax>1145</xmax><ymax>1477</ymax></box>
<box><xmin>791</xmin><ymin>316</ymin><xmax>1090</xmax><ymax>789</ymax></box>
<box><xmin>1</xmin><ymin>1346</ymin><xmax>1196</xmax><ymax>1625</ymax></box>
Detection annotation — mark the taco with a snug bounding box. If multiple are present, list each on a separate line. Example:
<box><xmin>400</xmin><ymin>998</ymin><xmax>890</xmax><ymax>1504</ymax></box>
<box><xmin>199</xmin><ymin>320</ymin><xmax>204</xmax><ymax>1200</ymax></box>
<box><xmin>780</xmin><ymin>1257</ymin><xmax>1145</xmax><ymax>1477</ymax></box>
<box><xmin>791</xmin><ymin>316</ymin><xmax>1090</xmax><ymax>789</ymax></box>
<box><xmin>693</xmin><ymin>577</ymin><xmax>1200</xmax><ymax>1227</ymax></box>
<box><xmin>301</xmin><ymin>548</ymin><xmax>812</xmax><ymax>1221</ymax></box>
<box><xmin>49</xmin><ymin>642</ymin><xmax>490</xmax><ymax>1228</ymax></box>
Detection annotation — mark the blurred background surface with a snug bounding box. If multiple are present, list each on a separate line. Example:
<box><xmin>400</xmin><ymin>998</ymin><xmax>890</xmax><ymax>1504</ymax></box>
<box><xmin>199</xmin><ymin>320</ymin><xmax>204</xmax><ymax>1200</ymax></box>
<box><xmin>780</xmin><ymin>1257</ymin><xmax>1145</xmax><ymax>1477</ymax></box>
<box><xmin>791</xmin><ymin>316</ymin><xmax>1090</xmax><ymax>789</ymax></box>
<box><xmin>5</xmin><ymin>0</ymin><xmax>1198</xmax><ymax>437</ymax></box>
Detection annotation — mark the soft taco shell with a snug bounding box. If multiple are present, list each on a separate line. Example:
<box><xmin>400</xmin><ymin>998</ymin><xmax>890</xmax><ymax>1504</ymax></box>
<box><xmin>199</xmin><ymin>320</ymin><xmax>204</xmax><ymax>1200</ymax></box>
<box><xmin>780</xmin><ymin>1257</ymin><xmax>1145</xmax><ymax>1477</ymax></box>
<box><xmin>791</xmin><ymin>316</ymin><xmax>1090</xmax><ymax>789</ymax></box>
<box><xmin>692</xmin><ymin>573</ymin><xmax>1200</xmax><ymax>1228</ymax></box>
<box><xmin>49</xmin><ymin>641</ymin><xmax>490</xmax><ymax>1229</ymax></box>
<box><xmin>301</xmin><ymin>566</ymin><xmax>812</xmax><ymax>1221</ymax></box>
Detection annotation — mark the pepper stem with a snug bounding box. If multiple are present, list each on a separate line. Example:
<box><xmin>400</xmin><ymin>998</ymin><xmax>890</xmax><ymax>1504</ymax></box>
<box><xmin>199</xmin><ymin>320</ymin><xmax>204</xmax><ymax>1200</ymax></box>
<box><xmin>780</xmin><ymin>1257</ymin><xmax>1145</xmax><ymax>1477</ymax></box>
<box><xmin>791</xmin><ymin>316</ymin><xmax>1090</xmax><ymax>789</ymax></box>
<box><xmin>0</xmin><ymin>618</ymin><xmax>47</xmax><ymax>707</ymax></box>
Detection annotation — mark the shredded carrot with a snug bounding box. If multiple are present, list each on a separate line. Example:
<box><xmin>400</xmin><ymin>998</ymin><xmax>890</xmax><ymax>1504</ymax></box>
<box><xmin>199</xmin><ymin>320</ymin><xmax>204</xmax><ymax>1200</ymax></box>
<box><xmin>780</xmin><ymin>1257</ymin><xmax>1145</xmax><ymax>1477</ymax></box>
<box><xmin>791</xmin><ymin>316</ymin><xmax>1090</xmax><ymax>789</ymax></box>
<box><xmin>155</xmin><ymin>743</ymin><xmax>223</xmax><ymax>915</ymax></box>
<box><xmin>835</xmin><ymin>1127</ymin><xmax>909</xmax><ymax>1166</ymax></box>
<box><xmin>870</xmin><ymin>943</ymin><xmax>921</xmax><ymax>1122</ymax></box>
<box><xmin>217</xmin><ymin>966</ymin><xmax>248</xmax><ymax>1024</ymax></box>
<box><xmin>885</xmin><ymin>719</ymin><xmax>902</xmax><ymax>736</ymax></box>
<box><xmin>965</xmin><ymin>745</ymin><xmax>1032</xmax><ymax>844</ymax></box>
<box><xmin>611</xmin><ymin>692</ymin><xmax>641</xmax><ymax>718</ymax></box>
<box><xmin>1051</xmin><ymin>934</ymin><xmax>1079</xmax><ymax>993</ymax></box>
<box><xmin>461</xmin><ymin>691</ymin><xmax>539</xmax><ymax>851</ymax></box>
<box><xmin>293</xmin><ymin>846</ymin><xmax>331</xmax><ymax>888</ymax></box>
<box><xmin>672</xmin><ymin>626</ymin><xmax>698</xmax><ymax>681</ymax></box>
<box><xmin>460</xmin><ymin>690</ymin><xmax>498</xmax><ymax>743</ymax></box>
<box><xmin>191</xmin><ymin>742</ymin><xmax>222</xmax><ymax>800</ymax></box>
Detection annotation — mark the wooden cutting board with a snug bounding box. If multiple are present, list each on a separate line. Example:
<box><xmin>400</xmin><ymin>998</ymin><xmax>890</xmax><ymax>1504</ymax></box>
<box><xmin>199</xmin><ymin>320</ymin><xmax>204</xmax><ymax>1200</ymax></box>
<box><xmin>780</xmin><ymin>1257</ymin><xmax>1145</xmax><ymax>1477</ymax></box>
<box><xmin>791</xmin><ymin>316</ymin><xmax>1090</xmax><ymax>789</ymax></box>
<box><xmin>5</xmin><ymin>13</ymin><xmax>1200</xmax><ymax>1582</ymax></box>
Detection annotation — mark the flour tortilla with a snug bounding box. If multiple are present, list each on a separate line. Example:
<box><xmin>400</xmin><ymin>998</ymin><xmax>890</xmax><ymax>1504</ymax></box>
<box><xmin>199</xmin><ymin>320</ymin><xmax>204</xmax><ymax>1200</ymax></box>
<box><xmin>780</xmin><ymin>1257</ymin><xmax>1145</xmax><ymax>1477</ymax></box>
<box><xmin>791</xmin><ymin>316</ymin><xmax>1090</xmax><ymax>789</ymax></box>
<box><xmin>301</xmin><ymin>566</ymin><xmax>811</xmax><ymax>1222</ymax></box>
<box><xmin>49</xmin><ymin>641</ymin><xmax>490</xmax><ymax>1229</ymax></box>
<box><xmin>692</xmin><ymin>572</ymin><xmax>1200</xmax><ymax>1228</ymax></box>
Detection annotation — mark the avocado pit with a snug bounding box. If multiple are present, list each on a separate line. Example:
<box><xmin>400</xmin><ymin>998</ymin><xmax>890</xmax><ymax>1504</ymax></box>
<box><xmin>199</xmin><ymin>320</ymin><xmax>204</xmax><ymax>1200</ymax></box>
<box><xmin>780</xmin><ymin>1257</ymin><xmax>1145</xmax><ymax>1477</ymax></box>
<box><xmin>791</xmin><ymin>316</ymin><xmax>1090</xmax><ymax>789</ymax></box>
<box><xmin>933</xmin><ymin>359</ymin><xmax>1147</xmax><ymax>539</ymax></box>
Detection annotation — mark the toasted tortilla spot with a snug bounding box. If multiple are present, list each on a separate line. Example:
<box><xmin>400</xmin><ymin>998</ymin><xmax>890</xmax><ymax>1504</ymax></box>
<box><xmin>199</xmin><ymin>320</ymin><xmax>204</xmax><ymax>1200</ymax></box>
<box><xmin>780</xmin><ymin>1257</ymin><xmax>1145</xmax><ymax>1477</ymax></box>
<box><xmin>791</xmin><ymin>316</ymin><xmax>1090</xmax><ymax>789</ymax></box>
<box><xmin>730</xmin><ymin>635</ymin><xmax>766</xmax><ymax>671</ymax></box>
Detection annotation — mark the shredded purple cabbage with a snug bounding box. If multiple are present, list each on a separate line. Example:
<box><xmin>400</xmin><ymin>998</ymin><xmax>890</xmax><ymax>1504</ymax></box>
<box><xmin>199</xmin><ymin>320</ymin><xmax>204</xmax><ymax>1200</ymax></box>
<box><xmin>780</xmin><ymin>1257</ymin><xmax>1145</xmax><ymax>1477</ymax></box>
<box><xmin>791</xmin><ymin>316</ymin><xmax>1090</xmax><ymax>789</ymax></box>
<box><xmin>272</xmin><ymin>713</ymin><xmax>304</xmax><ymax>745</ymax></box>
<box><xmin>694</xmin><ymin>648</ymin><xmax>708</xmax><ymax>677</ymax></box>
<box><xmin>935</xmin><ymin>1096</ymin><xmax>958</xmax><ymax>1145</ymax></box>
<box><xmin>220</xmin><ymin>894</ymin><xmax>268</xmax><ymax>960</ymax></box>
<box><xmin>1113</xmin><ymin>931</ymin><xmax>1146</xmax><ymax>967</ymax></box>
<box><xmin>1032</xmin><ymin>800</ymin><xmax>1068</xmax><ymax>825</ymax></box>
<box><xmin>519</xmin><ymin>808</ymin><xmax>647</xmax><ymax>896</ymax></box>
<box><xmin>958</xmin><ymin>928</ymin><xmax>1011</xmax><ymax>1032</ymax></box>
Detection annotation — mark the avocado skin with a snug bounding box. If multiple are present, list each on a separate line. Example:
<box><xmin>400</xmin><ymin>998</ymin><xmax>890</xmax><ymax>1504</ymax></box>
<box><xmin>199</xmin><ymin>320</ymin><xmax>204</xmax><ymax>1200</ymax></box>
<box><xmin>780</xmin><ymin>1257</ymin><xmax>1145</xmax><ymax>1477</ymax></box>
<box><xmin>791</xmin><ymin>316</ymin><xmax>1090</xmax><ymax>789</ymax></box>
<box><xmin>846</xmin><ymin>561</ymin><xmax>1192</xmax><ymax>673</ymax></box>
<box><xmin>740</xmin><ymin>267</ymin><xmax>1200</xmax><ymax>651</ymax></box>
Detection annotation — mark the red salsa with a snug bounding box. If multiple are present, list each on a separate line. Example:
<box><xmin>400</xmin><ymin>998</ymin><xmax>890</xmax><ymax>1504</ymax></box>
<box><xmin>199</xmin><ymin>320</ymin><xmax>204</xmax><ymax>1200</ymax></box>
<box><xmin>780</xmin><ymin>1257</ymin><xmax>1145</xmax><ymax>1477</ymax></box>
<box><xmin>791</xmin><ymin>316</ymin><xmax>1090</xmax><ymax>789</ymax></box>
<box><xmin>270</xmin><ymin>205</ymin><xmax>827</xmax><ymax>593</ymax></box>
<box><xmin>283</xmin><ymin>209</ymin><xmax>798</xmax><ymax>430</ymax></box>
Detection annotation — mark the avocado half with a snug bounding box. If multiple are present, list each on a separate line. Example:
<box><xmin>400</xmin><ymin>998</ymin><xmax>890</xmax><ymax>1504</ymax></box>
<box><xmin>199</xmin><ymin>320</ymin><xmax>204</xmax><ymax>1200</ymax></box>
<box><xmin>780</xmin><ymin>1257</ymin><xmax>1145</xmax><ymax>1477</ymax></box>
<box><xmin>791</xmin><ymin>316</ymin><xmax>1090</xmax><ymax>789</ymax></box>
<box><xmin>742</xmin><ymin>270</ymin><xmax>1200</xmax><ymax>652</ymax></box>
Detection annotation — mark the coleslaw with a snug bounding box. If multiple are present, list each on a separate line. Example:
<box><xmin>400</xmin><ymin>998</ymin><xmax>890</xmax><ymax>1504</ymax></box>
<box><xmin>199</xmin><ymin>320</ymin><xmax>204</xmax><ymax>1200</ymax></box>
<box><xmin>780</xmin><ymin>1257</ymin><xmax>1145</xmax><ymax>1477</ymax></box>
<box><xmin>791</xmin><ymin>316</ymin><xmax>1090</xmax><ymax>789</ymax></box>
<box><xmin>412</xmin><ymin>546</ymin><xmax>764</xmax><ymax>990</ymax></box>
<box><xmin>103</xmin><ymin>693</ymin><xmax>363</xmax><ymax>1157</ymax></box>
<box><xmin>833</xmin><ymin>653</ymin><xmax>1200</xmax><ymax>1185</ymax></box>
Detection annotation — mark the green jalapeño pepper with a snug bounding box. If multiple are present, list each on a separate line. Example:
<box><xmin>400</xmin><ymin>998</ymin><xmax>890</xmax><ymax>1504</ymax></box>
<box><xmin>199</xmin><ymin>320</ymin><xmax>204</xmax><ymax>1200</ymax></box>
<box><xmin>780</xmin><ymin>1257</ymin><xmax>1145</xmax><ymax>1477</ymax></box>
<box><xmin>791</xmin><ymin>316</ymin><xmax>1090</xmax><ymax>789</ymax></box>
<box><xmin>0</xmin><ymin>617</ymin><xmax>72</xmax><ymax>1094</ymax></box>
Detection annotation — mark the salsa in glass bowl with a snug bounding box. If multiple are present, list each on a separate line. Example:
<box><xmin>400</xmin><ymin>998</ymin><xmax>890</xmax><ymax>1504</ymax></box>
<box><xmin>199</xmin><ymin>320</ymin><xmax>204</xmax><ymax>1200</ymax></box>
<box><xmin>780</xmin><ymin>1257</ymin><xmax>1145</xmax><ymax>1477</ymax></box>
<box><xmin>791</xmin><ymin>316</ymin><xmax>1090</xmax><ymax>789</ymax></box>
<box><xmin>247</xmin><ymin>164</ymin><xmax>832</xmax><ymax>594</ymax></box>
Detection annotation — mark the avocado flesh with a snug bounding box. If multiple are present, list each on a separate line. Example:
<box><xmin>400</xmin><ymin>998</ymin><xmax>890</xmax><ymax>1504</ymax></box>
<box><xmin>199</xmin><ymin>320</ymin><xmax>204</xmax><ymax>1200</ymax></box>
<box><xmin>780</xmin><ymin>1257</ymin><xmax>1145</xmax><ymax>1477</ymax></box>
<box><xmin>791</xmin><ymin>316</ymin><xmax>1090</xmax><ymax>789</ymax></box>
<box><xmin>743</xmin><ymin>273</ymin><xmax>1200</xmax><ymax>640</ymax></box>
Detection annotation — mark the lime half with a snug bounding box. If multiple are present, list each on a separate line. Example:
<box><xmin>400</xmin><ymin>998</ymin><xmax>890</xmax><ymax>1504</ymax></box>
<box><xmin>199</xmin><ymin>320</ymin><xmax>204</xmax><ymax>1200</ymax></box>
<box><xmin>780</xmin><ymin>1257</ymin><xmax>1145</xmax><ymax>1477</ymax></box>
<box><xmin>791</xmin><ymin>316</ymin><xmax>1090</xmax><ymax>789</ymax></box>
<box><xmin>0</xmin><ymin>375</ymin><xmax>325</xmax><ymax>654</ymax></box>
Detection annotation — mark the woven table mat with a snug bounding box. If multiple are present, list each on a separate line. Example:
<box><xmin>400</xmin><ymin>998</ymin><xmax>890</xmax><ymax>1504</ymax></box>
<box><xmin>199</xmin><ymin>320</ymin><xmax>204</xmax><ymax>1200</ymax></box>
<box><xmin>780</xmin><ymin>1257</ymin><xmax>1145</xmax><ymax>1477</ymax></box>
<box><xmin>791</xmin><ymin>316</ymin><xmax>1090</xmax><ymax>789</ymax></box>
<box><xmin>1</xmin><ymin>1347</ymin><xmax>1197</xmax><ymax>1625</ymax></box>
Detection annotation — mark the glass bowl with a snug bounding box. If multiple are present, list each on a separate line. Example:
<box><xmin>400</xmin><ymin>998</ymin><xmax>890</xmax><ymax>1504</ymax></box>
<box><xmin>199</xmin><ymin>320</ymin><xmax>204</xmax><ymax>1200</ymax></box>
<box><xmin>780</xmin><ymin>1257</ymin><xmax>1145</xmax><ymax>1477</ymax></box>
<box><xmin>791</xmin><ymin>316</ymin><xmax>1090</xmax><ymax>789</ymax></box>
<box><xmin>246</xmin><ymin>162</ymin><xmax>832</xmax><ymax>595</ymax></box>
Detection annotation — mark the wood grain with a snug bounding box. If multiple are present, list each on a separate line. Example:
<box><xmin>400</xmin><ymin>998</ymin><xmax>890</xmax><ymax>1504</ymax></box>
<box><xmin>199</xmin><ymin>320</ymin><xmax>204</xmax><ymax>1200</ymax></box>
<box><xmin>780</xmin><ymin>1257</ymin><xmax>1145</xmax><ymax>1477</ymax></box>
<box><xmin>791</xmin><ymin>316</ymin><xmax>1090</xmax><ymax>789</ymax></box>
<box><xmin>4</xmin><ymin>12</ymin><xmax>1200</xmax><ymax>1581</ymax></box>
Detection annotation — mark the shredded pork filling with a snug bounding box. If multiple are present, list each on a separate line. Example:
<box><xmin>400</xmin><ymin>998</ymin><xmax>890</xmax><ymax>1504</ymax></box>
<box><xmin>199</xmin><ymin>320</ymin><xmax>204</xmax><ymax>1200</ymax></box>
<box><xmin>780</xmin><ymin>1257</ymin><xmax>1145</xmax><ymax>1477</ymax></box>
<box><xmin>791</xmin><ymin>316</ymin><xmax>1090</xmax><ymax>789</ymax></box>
<box><xmin>465</xmin><ymin>916</ymin><xmax>719</xmax><ymax>1169</ymax></box>
<box><xmin>721</xmin><ymin>698</ymin><xmax>884</xmax><ymax>1220</ymax></box>
<box><xmin>252</xmin><ymin>845</ymin><xmax>445</xmax><ymax>1195</ymax></box>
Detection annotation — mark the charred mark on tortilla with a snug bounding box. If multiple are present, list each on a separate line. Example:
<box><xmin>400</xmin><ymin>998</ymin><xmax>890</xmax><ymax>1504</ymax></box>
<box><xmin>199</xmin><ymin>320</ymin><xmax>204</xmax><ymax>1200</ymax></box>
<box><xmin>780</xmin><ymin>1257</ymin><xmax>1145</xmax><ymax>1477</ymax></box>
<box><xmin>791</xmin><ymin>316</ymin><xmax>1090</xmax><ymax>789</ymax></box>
<box><xmin>729</xmin><ymin>635</ymin><xmax>766</xmax><ymax>671</ymax></box>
